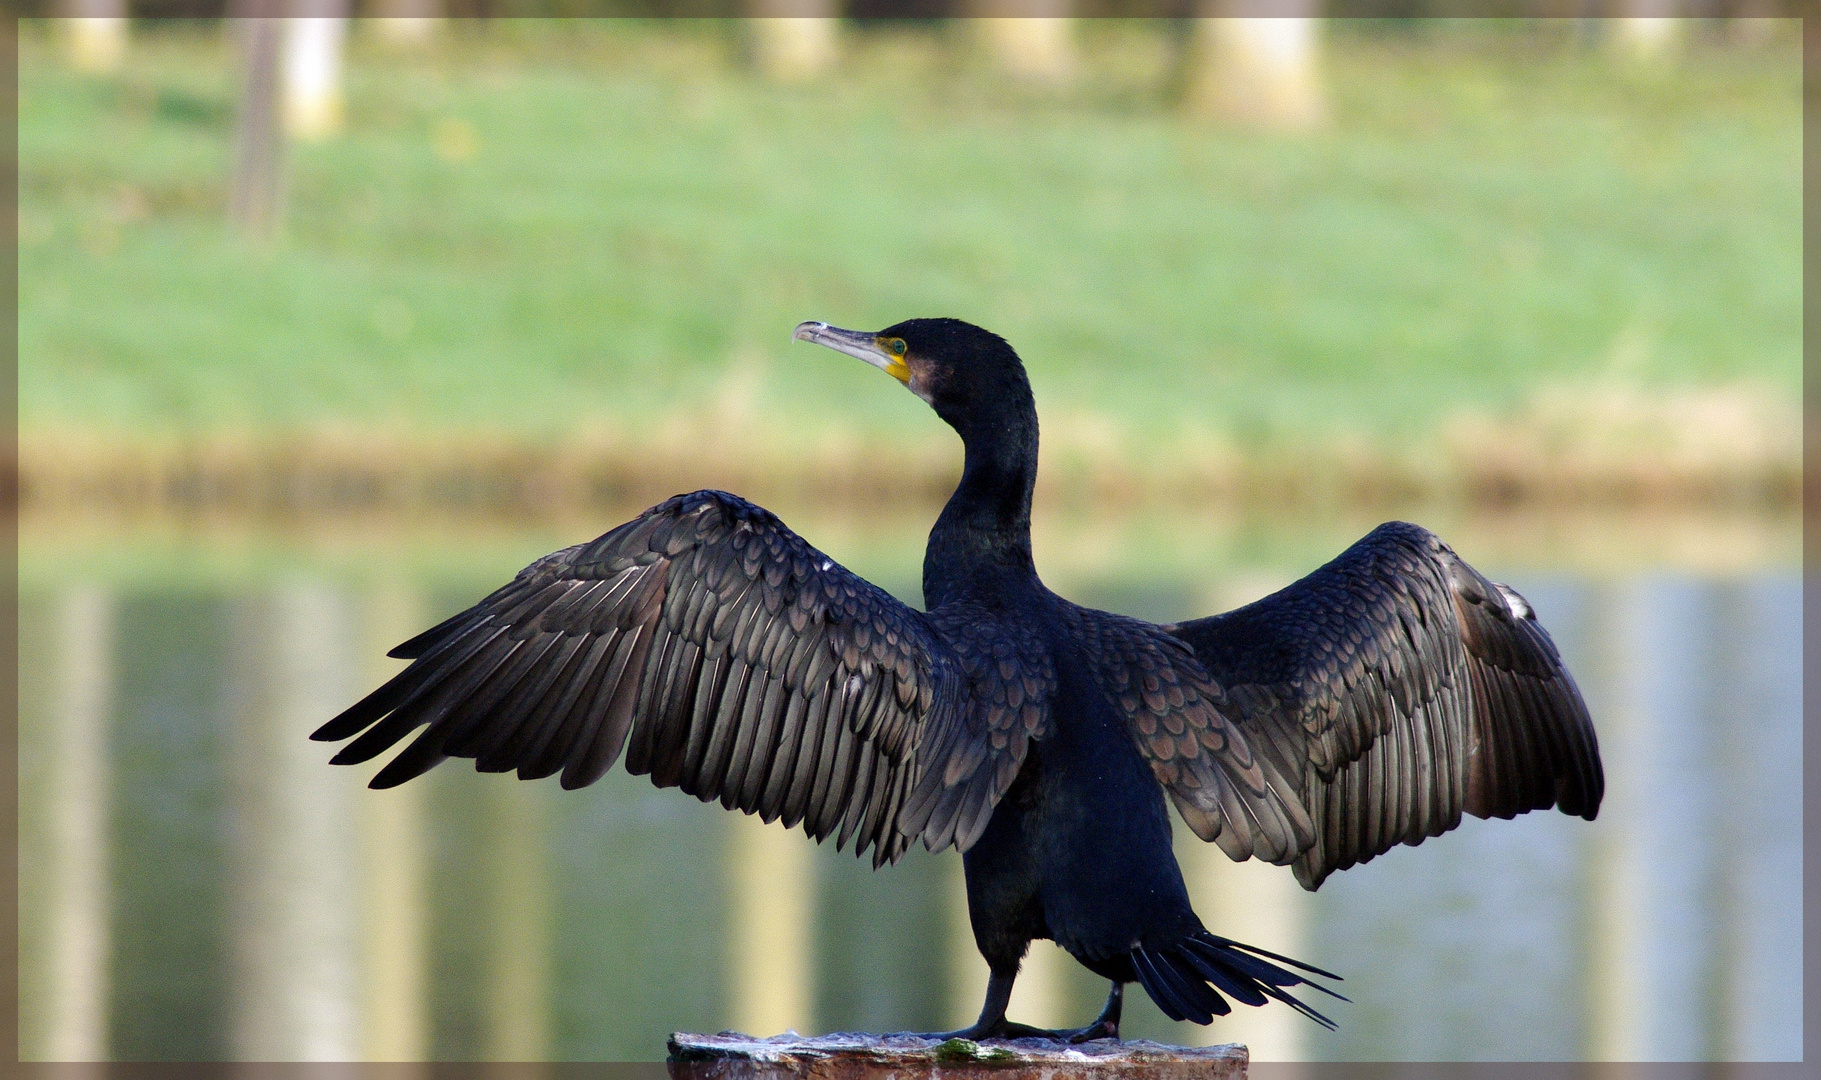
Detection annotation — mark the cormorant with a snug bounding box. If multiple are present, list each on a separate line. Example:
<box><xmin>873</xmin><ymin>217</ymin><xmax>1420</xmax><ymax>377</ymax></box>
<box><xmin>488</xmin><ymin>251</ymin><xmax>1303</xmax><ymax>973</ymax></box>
<box><xmin>313</xmin><ymin>318</ymin><xmax>1603</xmax><ymax>1041</ymax></box>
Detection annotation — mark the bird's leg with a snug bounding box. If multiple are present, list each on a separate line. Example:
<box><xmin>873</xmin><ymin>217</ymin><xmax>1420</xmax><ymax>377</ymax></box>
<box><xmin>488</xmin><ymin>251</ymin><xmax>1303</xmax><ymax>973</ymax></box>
<box><xmin>924</xmin><ymin>968</ymin><xmax>1019</xmax><ymax>1041</ymax></box>
<box><xmin>995</xmin><ymin>980</ymin><xmax>1123</xmax><ymax>1043</ymax></box>
<box><xmin>922</xmin><ymin>975</ymin><xmax>1123</xmax><ymax>1044</ymax></box>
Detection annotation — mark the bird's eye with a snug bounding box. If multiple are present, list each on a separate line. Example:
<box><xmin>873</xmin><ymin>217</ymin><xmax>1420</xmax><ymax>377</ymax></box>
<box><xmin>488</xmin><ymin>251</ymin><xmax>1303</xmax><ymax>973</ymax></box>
<box><xmin>888</xmin><ymin>339</ymin><xmax>908</xmax><ymax>357</ymax></box>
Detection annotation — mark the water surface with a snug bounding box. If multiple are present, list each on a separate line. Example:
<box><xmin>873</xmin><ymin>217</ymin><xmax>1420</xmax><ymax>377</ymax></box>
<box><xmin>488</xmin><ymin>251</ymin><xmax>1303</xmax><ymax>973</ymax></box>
<box><xmin>16</xmin><ymin>506</ymin><xmax>1802</xmax><ymax>1061</ymax></box>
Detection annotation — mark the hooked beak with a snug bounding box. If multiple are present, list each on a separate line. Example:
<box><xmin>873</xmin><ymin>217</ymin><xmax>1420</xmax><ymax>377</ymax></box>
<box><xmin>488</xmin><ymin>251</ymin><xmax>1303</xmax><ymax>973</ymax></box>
<box><xmin>792</xmin><ymin>321</ymin><xmax>911</xmax><ymax>385</ymax></box>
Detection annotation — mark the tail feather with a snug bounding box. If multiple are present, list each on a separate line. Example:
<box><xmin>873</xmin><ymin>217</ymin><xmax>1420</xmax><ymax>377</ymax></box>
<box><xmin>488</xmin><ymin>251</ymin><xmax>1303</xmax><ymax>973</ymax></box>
<box><xmin>1132</xmin><ymin>947</ymin><xmax>1231</xmax><ymax>1025</ymax></box>
<box><xmin>1203</xmin><ymin>932</ymin><xmax>1345</xmax><ymax>984</ymax></box>
<box><xmin>1132</xmin><ymin>931</ymin><xmax>1346</xmax><ymax>1031</ymax></box>
<box><xmin>1177</xmin><ymin>942</ymin><xmax>1270</xmax><ymax>1006</ymax></box>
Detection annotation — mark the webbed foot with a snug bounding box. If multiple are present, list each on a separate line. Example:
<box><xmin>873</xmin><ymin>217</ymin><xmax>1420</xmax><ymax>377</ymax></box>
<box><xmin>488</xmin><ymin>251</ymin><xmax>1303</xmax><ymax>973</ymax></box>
<box><xmin>922</xmin><ymin>981</ymin><xmax>1121</xmax><ymax>1044</ymax></box>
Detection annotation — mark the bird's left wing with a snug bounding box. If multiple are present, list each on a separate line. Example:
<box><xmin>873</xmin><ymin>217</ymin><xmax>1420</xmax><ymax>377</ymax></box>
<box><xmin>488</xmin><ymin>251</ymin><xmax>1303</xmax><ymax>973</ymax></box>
<box><xmin>1164</xmin><ymin>522</ymin><xmax>1603</xmax><ymax>890</ymax></box>
<box><xmin>312</xmin><ymin>490</ymin><xmax>963</xmax><ymax>866</ymax></box>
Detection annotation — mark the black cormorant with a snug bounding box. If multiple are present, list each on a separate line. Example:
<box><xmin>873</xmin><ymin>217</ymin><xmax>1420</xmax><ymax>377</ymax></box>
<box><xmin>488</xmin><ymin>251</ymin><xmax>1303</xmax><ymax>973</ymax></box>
<box><xmin>313</xmin><ymin>318</ymin><xmax>1603</xmax><ymax>1041</ymax></box>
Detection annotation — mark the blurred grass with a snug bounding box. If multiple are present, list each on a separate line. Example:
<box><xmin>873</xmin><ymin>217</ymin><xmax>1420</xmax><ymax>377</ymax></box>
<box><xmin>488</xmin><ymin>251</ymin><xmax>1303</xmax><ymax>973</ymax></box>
<box><xmin>16</xmin><ymin>20</ymin><xmax>1803</xmax><ymax>507</ymax></box>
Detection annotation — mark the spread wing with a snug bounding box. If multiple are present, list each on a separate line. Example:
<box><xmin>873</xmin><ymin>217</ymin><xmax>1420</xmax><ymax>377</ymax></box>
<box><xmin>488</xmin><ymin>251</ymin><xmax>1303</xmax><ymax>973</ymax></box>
<box><xmin>1062</xmin><ymin>605</ymin><xmax>1315</xmax><ymax>866</ymax></box>
<box><xmin>313</xmin><ymin>490</ymin><xmax>985</xmax><ymax>866</ymax></box>
<box><xmin>1165</xmin><ymin>521</ymin><xmax>1603</xmax><ymax>890</ymax></box>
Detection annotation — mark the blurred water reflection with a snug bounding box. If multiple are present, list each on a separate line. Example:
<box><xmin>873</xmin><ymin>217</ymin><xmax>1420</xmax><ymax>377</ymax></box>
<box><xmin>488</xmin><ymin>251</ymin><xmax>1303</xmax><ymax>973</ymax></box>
<box><xmin>16</xmin><ymin>520</ymin><xmax>1802</xmax><ymax>1062</ymax></box>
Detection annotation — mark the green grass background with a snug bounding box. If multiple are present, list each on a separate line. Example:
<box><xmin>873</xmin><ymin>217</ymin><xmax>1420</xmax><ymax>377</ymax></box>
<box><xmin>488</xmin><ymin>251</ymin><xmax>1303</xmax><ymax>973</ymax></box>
<box><xmin>17</xmin><ymin>20</ymin><xmax>1803</xmax><ymax>464</ymax></box>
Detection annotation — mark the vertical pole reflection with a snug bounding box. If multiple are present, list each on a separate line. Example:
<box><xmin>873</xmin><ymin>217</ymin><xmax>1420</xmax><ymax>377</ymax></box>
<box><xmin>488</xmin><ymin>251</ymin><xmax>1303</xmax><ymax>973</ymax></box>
<box><xmin>1580</xmin><ymin>578</ymin><xmax>1716</xmax><ymax>1061</ymax></box>
<box><xmin>1008</xmin><ymin>941</ymin><xmax>1070</xmax><ymax>1031</ymax></box>
<box><xmin>727</xmin><ymin>812</ymin><xmax>814</xmax><ymax>1036</ymax></box>
<box><xmin>1179</xmin><ymin>574</ymin><xmax>1307</xmax><ymax>1063</ymax></box>
<box><xmin>945</xmin><ymin>853</ymin><xmax>990</xmax><ymax>1031</ymax></box>
<box><xmin>32</xmin><ymin>587</ymin><xmax>116</xmax><ymax>1061</ymax></box>
<box><xmin>1177</xmin><ymin>831</ymin><xmax>1308</xmax><ymax>1063</ymax></box>
<box><xmin>227</xmin><ymin>583</ymin><xmax>361</xmax><ymax>1060</ymax></box>
<box><xmin>483</xmin><ymin>778</ymin><xmax>551</xmax><ymax>1061</ymax></box>
<box><xmin>1705</xmin><ymin>578</ymin><xmax>1803</xmax><ymax>1061</ymax></box>
<box><xmin>1580</xmin><ymin>577</ymin><xmax>1649</xmax><ymax>1061</ymax></box>
<box><xmin>359</xmin><ymin>584</ymin><xmax>430</xmax><ymax>1063</ymax></box>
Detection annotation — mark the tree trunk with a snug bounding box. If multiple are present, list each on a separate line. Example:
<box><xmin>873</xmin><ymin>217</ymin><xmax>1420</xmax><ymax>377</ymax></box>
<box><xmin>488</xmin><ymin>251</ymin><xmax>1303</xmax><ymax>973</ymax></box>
<box><xmin>748</xmin><ymin>1</ymin><xmax>838</xmax><ymax>83</ymax></box>
<box><xmin>58</xmin><ymin>0</ymin><xmax>127</xmax><ymax>74</ymax></box>
<box><xmin>1186</xmin><ymin>1</ymin><xmax>1326</xmax><ymax>131</ymax></box>
<box><xmin>970</xmin><ymin>1</ymin><xmax>1076</xmax><ymax>83</ymax></box>
<box><xmin>1610</xmin><ymin>0</ymin><xmax>1685</xmax><ymax>63</ymax></box>
<box><xmin>284</xmin><ymin>1</ymin><xmax>350</xmax><ymax>141</ymax></box>
<box><xmin>229</xmin><ymin>10</ymin><xmax>287</xmax><ymax>241</ymax></box>
<box><xmin>371</xmin><ymin>0</ymin><xmax>444</xmax><ymax>49</ymax></box>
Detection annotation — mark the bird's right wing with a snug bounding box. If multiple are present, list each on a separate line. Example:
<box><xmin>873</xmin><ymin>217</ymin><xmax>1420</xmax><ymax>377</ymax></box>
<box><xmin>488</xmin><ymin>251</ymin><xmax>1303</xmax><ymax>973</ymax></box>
<box><xmin>1165</xmin><ymin>522</ymin><xmax>1603</xmax><ymax>890</ymax></box>
<box><xmin>312</xmin><ymin>490</ymin><xmax>1007</xmax><ymax>866</ymax></box>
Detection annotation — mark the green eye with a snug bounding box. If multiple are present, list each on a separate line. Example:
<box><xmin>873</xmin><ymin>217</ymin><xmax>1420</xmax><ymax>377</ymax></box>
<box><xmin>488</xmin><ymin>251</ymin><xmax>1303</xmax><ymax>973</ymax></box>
<box><xmin>889</xmin><ymin>339</ymin><xmax>908</xmax><ymax>356</ymax></box>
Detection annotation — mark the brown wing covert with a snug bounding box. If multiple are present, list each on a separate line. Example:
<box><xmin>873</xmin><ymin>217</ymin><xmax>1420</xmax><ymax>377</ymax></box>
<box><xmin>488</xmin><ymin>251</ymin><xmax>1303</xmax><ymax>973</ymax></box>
<box><xmin>1061</xmin><ymin>605</ymin><xmax>1315</xmax><ymax>866</ymax></box>
<box><xmin>897</xmin><ymin>605</ymin><xmax>1055</xmax><ymax>855</ymax></box>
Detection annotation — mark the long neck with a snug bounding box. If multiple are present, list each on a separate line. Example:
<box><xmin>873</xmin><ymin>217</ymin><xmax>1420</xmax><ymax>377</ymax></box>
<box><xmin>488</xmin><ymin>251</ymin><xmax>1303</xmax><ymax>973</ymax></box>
<box><xmin>923</xmin><ymin>404</ymin><xmax>1039</xmax><ymax>610</ymax></box>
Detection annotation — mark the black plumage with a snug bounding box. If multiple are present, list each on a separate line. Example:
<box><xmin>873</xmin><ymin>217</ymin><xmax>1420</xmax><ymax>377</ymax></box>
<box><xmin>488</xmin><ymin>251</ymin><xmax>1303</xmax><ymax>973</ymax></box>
<box><xmin>314</xmin><ymin>317</ymin><xmax>1602</xmax><ymax>1040</ymax></box>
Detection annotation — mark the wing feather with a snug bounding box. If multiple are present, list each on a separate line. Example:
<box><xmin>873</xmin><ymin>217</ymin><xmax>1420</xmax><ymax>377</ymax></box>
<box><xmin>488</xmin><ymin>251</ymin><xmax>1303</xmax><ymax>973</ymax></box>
<box><xmin>781</xmin><ymin>681</ymin><xmax>835</xmax><ymax>830</ymax></box>
<box><xmin>314</xmin><ymin>490</ymin><xmax>1021</xmax><ymax>866</ymax></box>
<box><xmin>517</xmin><ymin>632</ymin><xmax>616</xmax><ymax>780</ymax></box>
<box><xmin>1168</xmin><ymin>521</ymin><xmax>1603</xmax><ymax>889</ymax></box>
<box><xmin>760</xmin><ymin>688</ymin><xmax>812</xmax><ymax>823</ymax></box>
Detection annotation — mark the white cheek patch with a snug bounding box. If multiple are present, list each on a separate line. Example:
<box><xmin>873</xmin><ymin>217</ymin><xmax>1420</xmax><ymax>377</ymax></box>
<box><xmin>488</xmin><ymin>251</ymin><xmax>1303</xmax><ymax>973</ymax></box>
<box><xmin>908</xmin><ymin>373</ymin><xmax>936</xmax><ymax>405</ymax></box>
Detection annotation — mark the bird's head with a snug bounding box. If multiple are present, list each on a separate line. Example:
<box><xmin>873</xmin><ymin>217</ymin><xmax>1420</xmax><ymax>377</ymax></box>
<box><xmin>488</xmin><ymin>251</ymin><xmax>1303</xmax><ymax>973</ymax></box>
<box><xmin>792</xmin><ymin>317</ymin><xmax>1032</xmax><ymax>437</ymax></box>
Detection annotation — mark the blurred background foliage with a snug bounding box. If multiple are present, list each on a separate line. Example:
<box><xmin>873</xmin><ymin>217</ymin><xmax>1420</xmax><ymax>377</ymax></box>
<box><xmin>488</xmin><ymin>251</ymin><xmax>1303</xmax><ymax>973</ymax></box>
<box><xmin>17</xmin><ymin>13</ymin><xmax>1802</xmax><ymax>517</ymax></box>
